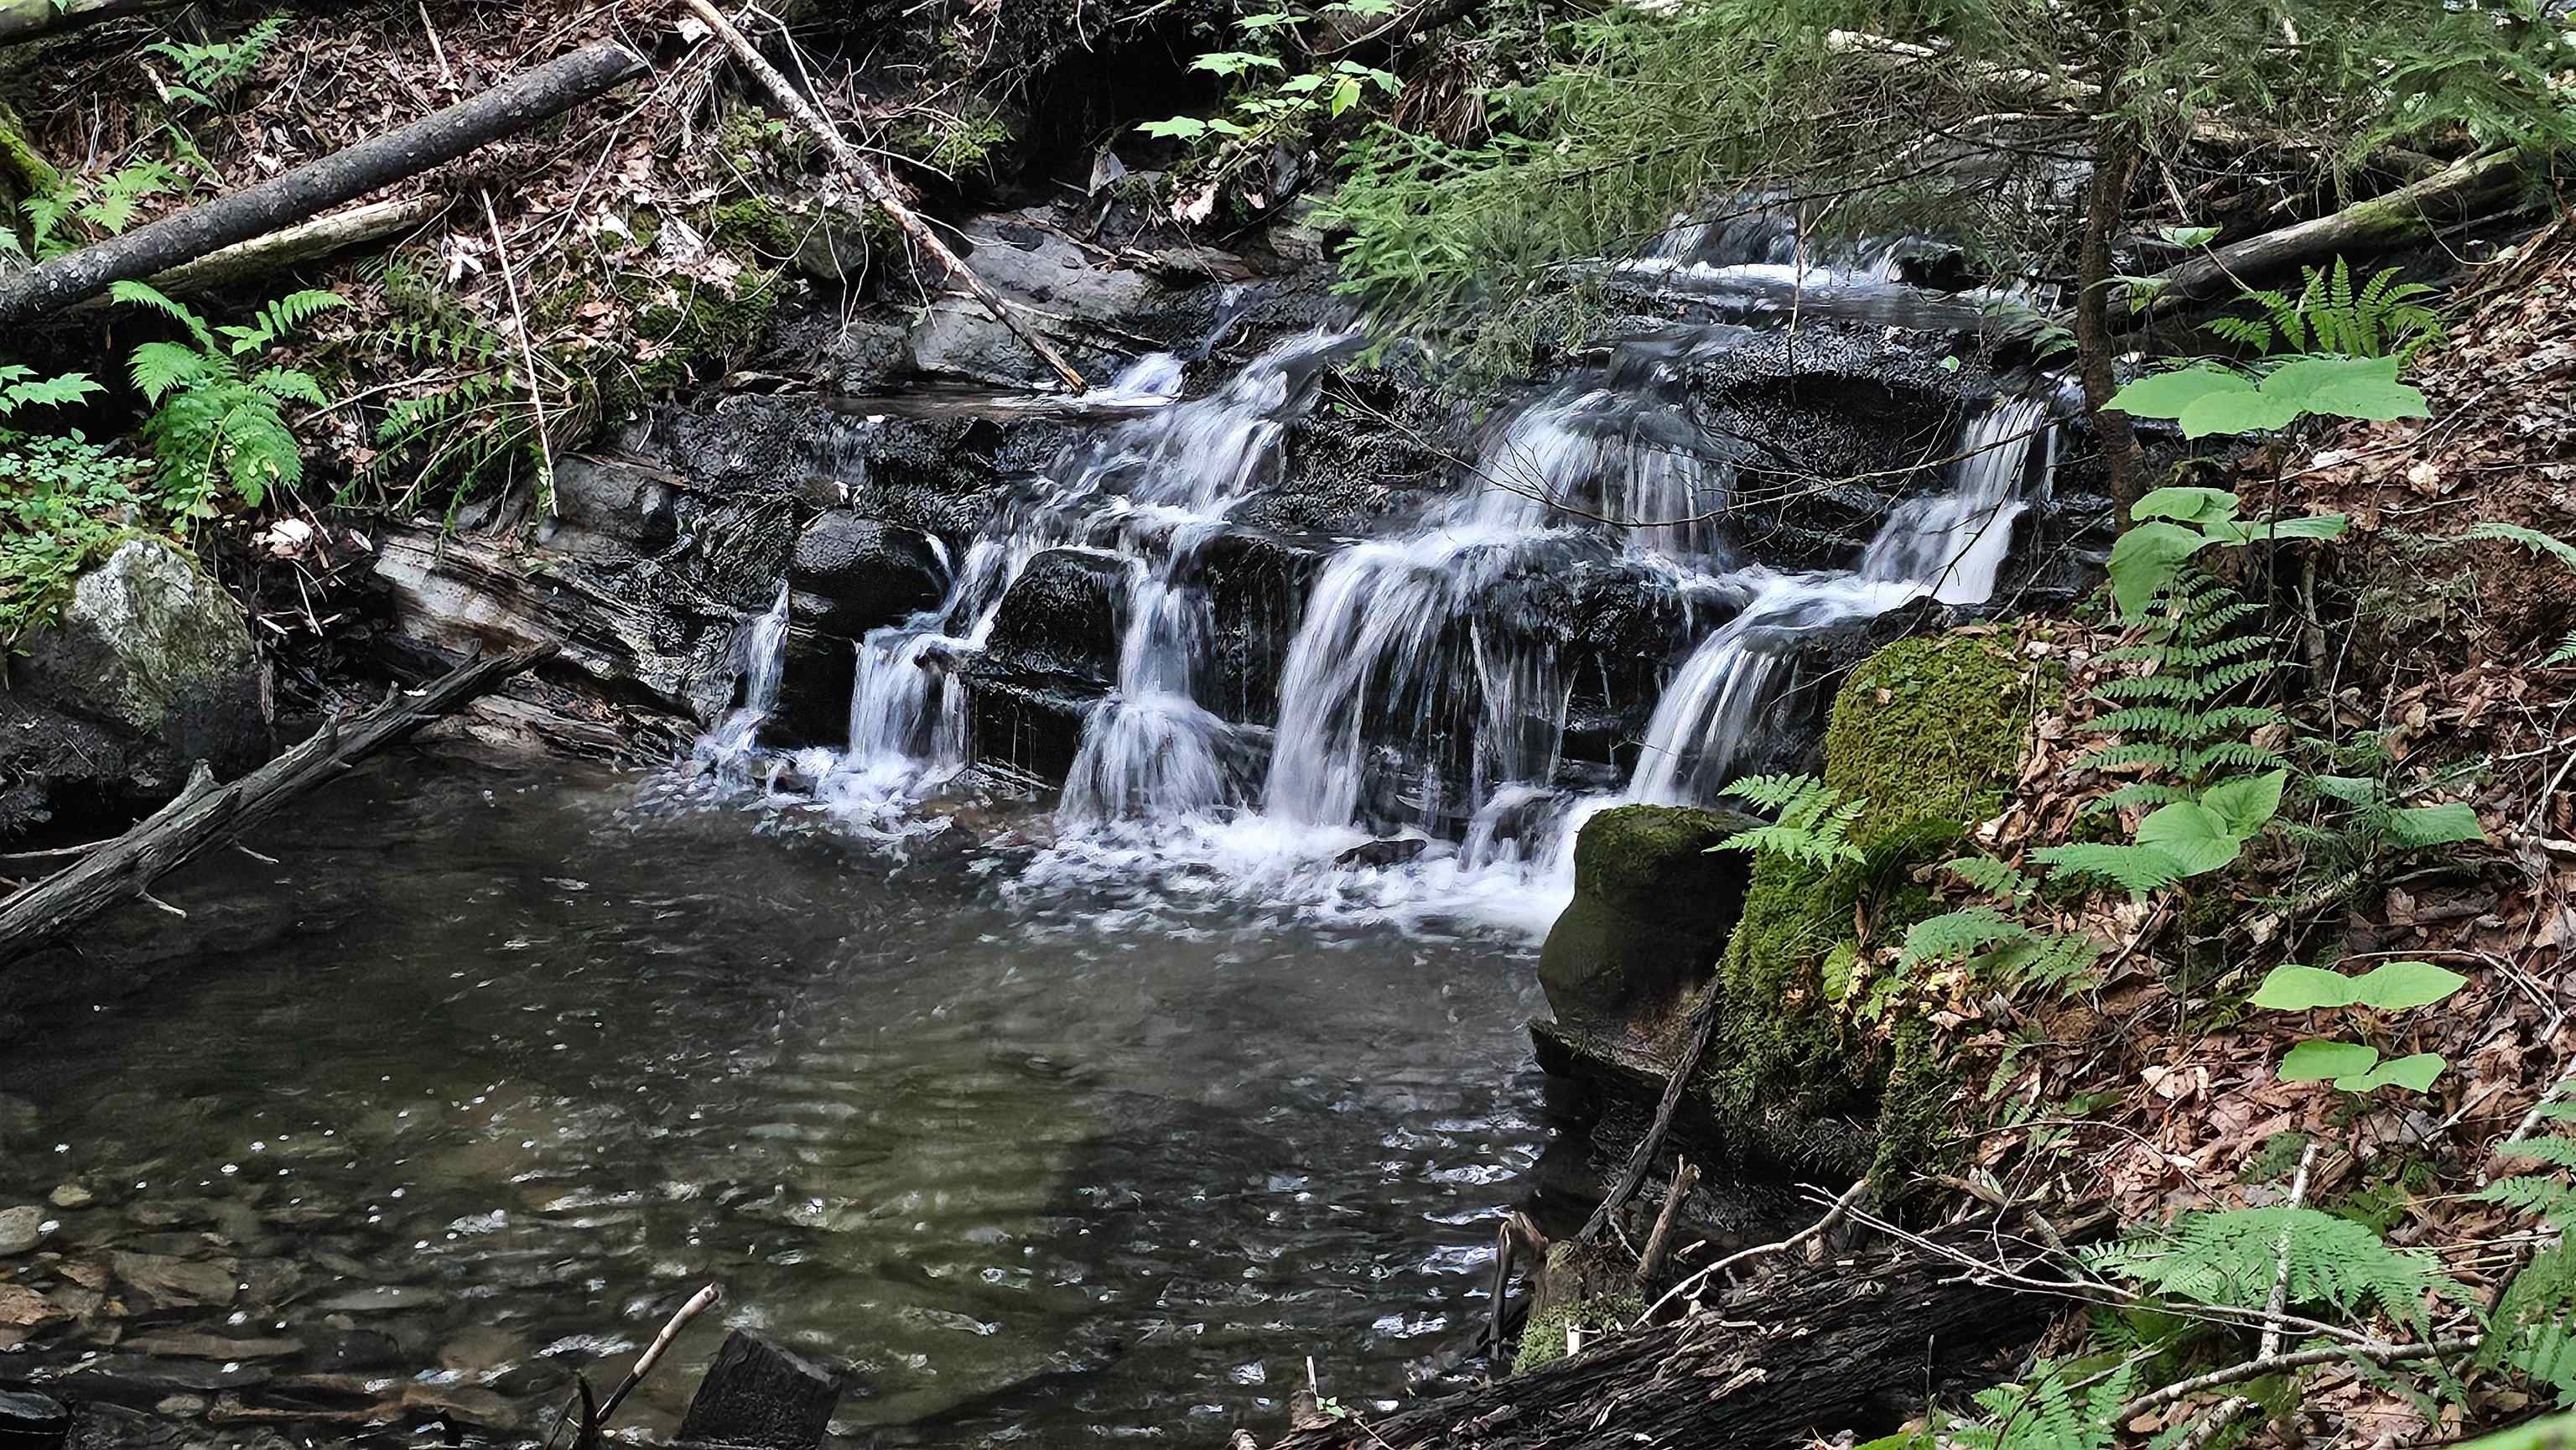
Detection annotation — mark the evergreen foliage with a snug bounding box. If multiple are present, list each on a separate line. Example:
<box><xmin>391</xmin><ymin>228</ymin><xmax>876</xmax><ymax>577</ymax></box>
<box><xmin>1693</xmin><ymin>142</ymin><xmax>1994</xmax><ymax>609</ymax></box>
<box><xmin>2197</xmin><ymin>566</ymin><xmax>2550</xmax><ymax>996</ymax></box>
<box><xmin>1714</xmin><ymin>773</ymin><xmax>1869</xmax><ymax>866</ymax></box>
<box><xmin>112</xmin><ymin>280</ymin><xmax>341</xmax><ymax>512</ymax></box>
<box><xmin>2205</xmin><ymin>257</ymin><xmax>2444</xmax><ymax>361</ymax></box>
<box><xmin>2083</xmin><ymin>1206</ymin><xmax>2461</xmax><ymax>1336</ymax></box>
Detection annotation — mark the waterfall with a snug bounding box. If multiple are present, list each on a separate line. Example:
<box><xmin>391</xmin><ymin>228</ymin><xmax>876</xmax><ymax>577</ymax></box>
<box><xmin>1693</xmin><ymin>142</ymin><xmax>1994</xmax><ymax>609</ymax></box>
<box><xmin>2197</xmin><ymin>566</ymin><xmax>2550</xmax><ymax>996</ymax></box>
<box><xmin>798</xmin><ymin>329</ymin><xmax>1360</xmax><ymax>815</ymax></box>
<box><xmin>701</xmin><ymin>582</ymin><xmax>792</xmax><ymax>763</ymax></box>
<box><xmin>1263</xmin><ymin>333</ymin><xmax>1744</xmax><ymax>833</ymax></box>
<box><xmin>1623</xmin><ymin>396</ymin><xmax>2057</xmax><ymax>808</ymax></box>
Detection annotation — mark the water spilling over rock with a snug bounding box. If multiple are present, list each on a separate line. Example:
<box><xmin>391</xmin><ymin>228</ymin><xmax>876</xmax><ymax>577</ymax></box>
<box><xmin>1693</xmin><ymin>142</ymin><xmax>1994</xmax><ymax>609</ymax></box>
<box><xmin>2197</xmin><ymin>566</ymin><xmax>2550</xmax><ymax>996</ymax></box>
<box><xmin>683</xmin><ymin>244</ymin><xmax>2089</xmax><ymax>932</ymax></box>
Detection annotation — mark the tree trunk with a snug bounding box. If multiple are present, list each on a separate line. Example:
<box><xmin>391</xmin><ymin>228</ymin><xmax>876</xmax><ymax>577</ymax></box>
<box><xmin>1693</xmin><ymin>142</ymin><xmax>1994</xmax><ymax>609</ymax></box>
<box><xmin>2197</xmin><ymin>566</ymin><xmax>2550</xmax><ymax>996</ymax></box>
<box><xmin>0</xmin><ymin>45</ymin><xmax>642</xmax><ymax>325</ymax></box>
<box><xmin>2075</xmin><ymin>112</ymin><xmax>2146</xmax><ymax>514</ymax></box>
<box><xmin>678</xmin><ymin>0</ymin><xmax>1088</xmax><ymax>393</ymax></box>
<box><xmin>2132</xmin><ymin>149</ymin><xmax>2526</xmax><ymax>317</ymax></box>
<box><xmin>0</xmin><ymin>645</ymin><xmax>553</xmax><ymax>959</ymax></box>
<box><xmin>0</xmin><ymin>0</ymin><xmax>184</xmax><ymax>47</ymax></box>
<box><xmin>673</xmin><ymin>1332</ymin><xmax>841</xmax><ymax>1450</ymax></box>
<box><xmin>1270</xmin><ymin>1220</ymin><xmax>2046</xmax><ymax>1450</ymax></box>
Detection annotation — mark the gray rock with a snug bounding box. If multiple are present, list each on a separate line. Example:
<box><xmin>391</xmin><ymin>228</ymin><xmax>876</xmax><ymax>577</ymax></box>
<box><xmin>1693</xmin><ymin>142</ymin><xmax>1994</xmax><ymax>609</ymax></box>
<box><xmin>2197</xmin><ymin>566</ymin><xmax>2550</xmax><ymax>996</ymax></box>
<box><xmin>2</xmin><ymin>538</ymin><xmax>267</xmax><ymax>841</ymax></box>
<box><xmin>0</xmin><ymin>1205</ymin><xmax>42</xmax><ymax>1255</ymax></box>
<box><xmin>541</xmin><ymin>455</ymin><xmax>683</xmax><ymax>561</ymax></box>
<box><xmin>108</xmin><ymin>1250</ymin><xmax>239</xmax><ymax>1307</ymax></box>
<box><xmin>47</xmin><ymin>1182</ymin><xmax>92</xmax><ymax>1210</ymax></box>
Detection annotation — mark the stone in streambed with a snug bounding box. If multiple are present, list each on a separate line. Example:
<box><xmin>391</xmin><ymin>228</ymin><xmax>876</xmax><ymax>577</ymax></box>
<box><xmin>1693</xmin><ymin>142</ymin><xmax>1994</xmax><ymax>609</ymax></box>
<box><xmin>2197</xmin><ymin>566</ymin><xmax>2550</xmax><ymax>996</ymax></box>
<box><xmin>120</xmin><ymin>1332</ymin><xmax>304</xmax><ymax>1360</ymax></box>
<box><xmin>0</xmin><ymin>1205</ymin><xmax>44</xmax><ymax>1255</ymax></box>
<box><xmin>108</xmin><ymin>1250</ymin><xmax>238</xmax><ymax>1308</ymax></box>
<box><xmin>47</xmin><ymin>1183</ymin><xmax>93</xmax><ymax>1210</ymax></box>
<box><xmin>1536</xmin><ymin>805</ymin><xmax>1759</xmax><ymax>1041</ymax></box>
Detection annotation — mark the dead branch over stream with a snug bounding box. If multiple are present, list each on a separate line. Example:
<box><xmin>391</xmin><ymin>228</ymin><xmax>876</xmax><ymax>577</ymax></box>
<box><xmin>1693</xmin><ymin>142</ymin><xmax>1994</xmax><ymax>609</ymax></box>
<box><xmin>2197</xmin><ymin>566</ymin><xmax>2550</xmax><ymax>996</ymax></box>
<box><xmin>0</xmin><ymin>644</ymin><xmax>553</xmax><ymax>960</ymax></box>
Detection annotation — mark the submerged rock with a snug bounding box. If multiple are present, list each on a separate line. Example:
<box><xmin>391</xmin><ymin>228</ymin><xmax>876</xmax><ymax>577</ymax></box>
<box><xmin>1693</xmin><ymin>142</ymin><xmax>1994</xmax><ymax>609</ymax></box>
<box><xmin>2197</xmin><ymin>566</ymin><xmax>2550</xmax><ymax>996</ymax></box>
<box><xmin>1</xmin><ymin>538</ymin><xmax>266</xmax><ymax>842</ymax></box>
<box><xmin>0</xmin><ymin>1205</ymin><xmax>42</xmax><ymax>1255</ymax></box>
<box><xmin>983</xmin><ymin>547</ymin><xmax>1127</xmax><ymax>688</ymax></box>
<box><xmin>1537</xmin><ymin>805</ymin><xmax>1758</xmax><ymax>1040</ymax></box>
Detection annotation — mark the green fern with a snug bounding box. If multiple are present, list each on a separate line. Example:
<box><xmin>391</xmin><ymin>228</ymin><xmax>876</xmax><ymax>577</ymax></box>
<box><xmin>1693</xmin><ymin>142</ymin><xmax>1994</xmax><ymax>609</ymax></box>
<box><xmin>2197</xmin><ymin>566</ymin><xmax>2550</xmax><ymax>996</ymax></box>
<box><xmin>1955</xmin><ymin>1358</ymin><xmax>2137</xmax><ymax>1450</ymax></box>
<box><xmin>1898</xmin><ymin>905</ymin><xmax>2030</xmax><ymax>969</ymax></box>
<box><xmin>2084</xmin><ymin>1205</ymin><xmax>2461</xmax><ymax>1336</ymax></box>
<box><xmin>1944</xmin><ymin>855</ymin><xmax>2036</xmax><ymax>904</ymax></box>
<box><xmin>2029</xmin><ymin>841</ymin><xmax>2189</xmax><ymax>895</ymax></box>
<box><xmin>2205</xmin><ymin>257</ymin><xmax>2444</xmax><ymax>361</ymax></box>
<box><xmin>2077</xmin><ymin>568</ymin><xmax>2287</xmax><ymax>801</ymax></box>
<box><xmin>109</xmin><ymin>281</ymin><xmax>339</xmax><ymax>512</ymax></box>
<box><xmin>1715</xmin><ymin>774</ymin><xmax>1868</xmax><ymax>867</ymax></box>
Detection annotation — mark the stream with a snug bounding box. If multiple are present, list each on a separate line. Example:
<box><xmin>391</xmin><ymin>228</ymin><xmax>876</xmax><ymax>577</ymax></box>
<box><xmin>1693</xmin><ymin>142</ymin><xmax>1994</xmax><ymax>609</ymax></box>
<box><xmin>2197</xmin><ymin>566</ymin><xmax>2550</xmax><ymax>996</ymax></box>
<box><xmin>0</xmin><ymin>751</ymin><xmax>1573</xmax><ymax>1444</ymax></box>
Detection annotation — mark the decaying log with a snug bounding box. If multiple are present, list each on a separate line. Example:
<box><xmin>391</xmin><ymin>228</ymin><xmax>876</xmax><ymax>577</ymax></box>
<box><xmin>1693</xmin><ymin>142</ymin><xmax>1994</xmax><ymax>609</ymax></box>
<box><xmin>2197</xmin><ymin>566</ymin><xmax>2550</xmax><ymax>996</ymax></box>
<box><xmin>0</xmin><ymin>0</ymin><xmax>184</xmax><ymax>47</ymax></box>
<box><xmin>1273</xmin><ymin>1219</ymin><xmax>2041</xmax><ymax>1450</ymax></box>
<box><xmin>0</xmin><ymin>645</ymin><xmax>553</xmax><ymax>960</ymax></box>
<box><xmin>2132</xmin><ymin>149</ymin><xmax>2527</xmax><ymax>316</ymax></box>
<box><xmin>679</xmin><ymin>0</ymin><xmax>1088</xmax><ymax>394</ymax></box>
<box><xmin>104</xmin><ymin>195</ymin><xmax>447</xmax><ymax>300</ymax></box>
<box><xmin>0</xmin><ymin>45</ymin><xmax>642</xmax><ymax>325</ymax></box>
<box><xmin>673</xmin><ymin>1331</ymin><xmax>840</xmax><ymax>1450</ymax></box>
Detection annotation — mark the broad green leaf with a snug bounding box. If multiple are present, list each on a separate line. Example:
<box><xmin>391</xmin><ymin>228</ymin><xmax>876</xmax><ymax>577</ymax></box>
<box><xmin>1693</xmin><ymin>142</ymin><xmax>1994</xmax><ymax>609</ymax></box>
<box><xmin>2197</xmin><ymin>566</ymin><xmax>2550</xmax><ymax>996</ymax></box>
<box><xmin>1204</xmin><ymin>117</ymin><xmax>1252</xmax><ymax>136</ymax></box>
<box><xmin>1330</xmin><ymin>76</ymin><xmax>1363</xmax><ymax>115</ymax></box>
<box><xmin>1279</xmin><ymin>73</ymin><xmax>1327</xmax><ymax>92</ymax></box>
<box><xmin>1236</xmin><ymin>11</ymin><xmax>1305</xmax><ymax>27</ymax></box>
<box><xmin>2134</xmin><ymin>801</ymin><xmax>2245</xmax><ymax>876</ymax></box>
<box><xmin>2334</xmin><ymin>1052</ymin><xmax>2447</xmax><ymax>1094</ymax></box>
<box><xmin>1135</xmin><ymin>117</ymin><xmax>1208</xmax><ymax>138</ymax></box>
<box><xmin>1191</xmin><ymin>51</ymin><xmax>1286</xmax><ymax>75</ymax></box>
<box><xmin>2159</xmin><ymin>224</ymin><xmax>2221</xmax><ymax>247</ymax></box>
<box><xmin>2281</xmin><ymin>1038</ymin><xmax>2378</xmax><ymax>1083</ymax></box>
<box><xmin>2251</xmin><ymin>964</ymin><xmax>2365</xmax><ymax>1011</ymax></box>
<box><xmin>2130</xmin><ymin>486</ymin><xmax>2241</xmax><ymax>525</ymax></box>
<box><xmin>2106</xmin><ymin>520</ymin><xmax>2211</xmax><ymax>618</ymax></box>
<box><xmin>2200</xmin><ymin>769</ymin><xmax>2287</xmax><ymax>837</ymax></box>
<box><xmin>2178</xmin><ymin>385</ymin><xmax>2305</xmax><ymax>439</ymax></box>
<box><xmin>2106</xmin><ymin>366</ymin><xmax>2249</xmax><ymax>420</ymax></box>
<box><xmin>2349</xmin><ymin>961</ymin><xmax>2468</xmax><ymax>1011</ymax></box>
<box><xmin>2257</xmin><ymin>355</ymin><xmax>2432</xmax><ymax>424</ymax></box>
<box><xmin>2207</xmin><ymin>512</ymin><xmax>2351</xmax><ymax>545</ymax></box>
<box><xmin>2388</xmin><ymin>801</ymin><xmax>2485</xmax><ymax>848</ymax></box>
<box><xmin>2308</xmin><ymin>774</ymin><xmax>2379</xmax><ymax>804</ymax></box>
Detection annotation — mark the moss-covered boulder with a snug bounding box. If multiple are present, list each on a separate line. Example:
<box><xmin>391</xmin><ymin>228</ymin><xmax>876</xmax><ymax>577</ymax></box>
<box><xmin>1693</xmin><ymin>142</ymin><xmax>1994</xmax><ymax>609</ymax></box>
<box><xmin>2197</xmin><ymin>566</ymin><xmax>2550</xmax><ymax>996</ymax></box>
<box><xmin>1703</xmin><ymin>627</ymin><xmax>2058</xmax><ymax>1177</ymax></box>
<box><xmin>2</xmin><ymin>538</ymin><xmax>267</xmax><ymax>840</ymax></box>
<box><xmin>1538</xmin><ymin>803</ymin><xmax>1759</xmax><ymax>1040</ymax></box>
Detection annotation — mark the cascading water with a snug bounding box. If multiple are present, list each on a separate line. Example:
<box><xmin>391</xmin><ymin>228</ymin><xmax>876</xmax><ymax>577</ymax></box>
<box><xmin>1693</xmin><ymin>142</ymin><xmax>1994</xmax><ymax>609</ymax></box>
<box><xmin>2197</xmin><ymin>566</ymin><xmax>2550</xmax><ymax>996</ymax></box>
<box><xmin>700</xmin><ymin>581</ymin><xmax>792</xmax><ymax>765</ymax></box>
<box><xmin>690</xmin><ymin>266</ymin><xmax>2063</xmax><ymax>934</ymax></box>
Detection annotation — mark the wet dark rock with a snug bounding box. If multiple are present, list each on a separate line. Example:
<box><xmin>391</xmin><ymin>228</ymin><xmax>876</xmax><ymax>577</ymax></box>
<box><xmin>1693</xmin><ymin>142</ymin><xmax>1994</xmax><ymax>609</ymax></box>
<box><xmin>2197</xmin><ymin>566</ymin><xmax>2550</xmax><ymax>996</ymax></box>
<box><xmin>117</xmin><ymin>1333</ymin><xmax>303</xmax><ymax>1362</ymax></box>
<box><xmin>540</xmin><ymin>455</ymin><xmax>683</xmax><ymax>561</ymax></box>
<box><xmin>1197</xmin><ymin>528</ymin><xmax>1326</xmax><ymax>723</ymax></box>
<box><xmin>959</xmin><ymin>673</ymin><xmax>1092</xmax><ymax>785</ymax></box>
<box><xmin>787</xmin><ymin>512</ymin><xmax>950</xmax><ymax>637</ymax></box>
<box><xmin>1335</xmin><ymin>839</ymin><xmax>1428</xmax><ymax>868</ymax></box>
<box><xmin>398</xmin><ymin>1382</ymin><xmax>523</xmax><ymax>1432</ymax></box>
<box><xmin>65</xmin><ymin>1401</ymin><xmax>190</xmax><ymax>1450</ymax></box>
<box><xmin>1538</xmin><ymin>804</ymin><xmax>1760</xmax><ymax>1040</ymax></box>
<box><xmin>1</xmin><ymin>538</ymin><xmax>268</xmax><ymax>845</ymax></box>
<box><xmin>983</xmin><ymin>548</ymin><xmax>1128</xmax><ymax>688</ymax></box>
<box><xmin>51</xmin><ymin>1354</ymin><xmax>272</xmax><ymax>1403</ymax></box>
<box><xmin>309</xmin><ymin>1329</ymin><xmax>402</xmax><ymax>1373</ymax></box>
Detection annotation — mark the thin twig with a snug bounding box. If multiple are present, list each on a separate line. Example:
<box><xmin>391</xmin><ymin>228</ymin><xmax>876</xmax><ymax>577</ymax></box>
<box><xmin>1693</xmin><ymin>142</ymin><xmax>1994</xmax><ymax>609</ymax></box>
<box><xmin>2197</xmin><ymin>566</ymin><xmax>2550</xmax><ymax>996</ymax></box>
<box><xmin>597</xmin><ymin>1283</ymin><xmax>723</xmax><ymax>1425</ymax></box>
<box><xmin>477</xmin><ymin>187</ymin><xmax>557</xmax><ymax>517</ymax></box>
<box><xmin>2261</xmin><ymin>1140</ymin><xmax>2322</xmax><ymax>1361</ymax></box>
<box><xmin>1631</xmin><ymin>1176</ymin><xmax>1870</xmax><ymax>1328</ymax></box>
<box><xmin>2112</xmin><ymin>1335</ymin><xmax>2481</xmax><ymax>1423</ymax></box>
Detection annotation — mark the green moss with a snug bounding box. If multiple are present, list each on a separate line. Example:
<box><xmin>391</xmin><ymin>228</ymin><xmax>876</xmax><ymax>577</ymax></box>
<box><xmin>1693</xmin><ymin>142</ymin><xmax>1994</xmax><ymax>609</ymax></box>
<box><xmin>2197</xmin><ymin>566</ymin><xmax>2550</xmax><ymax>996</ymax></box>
<box><xmin>1702</xmin><ymin>629</ymin><xmax>2059</xmax><ymax>1177</ymax></box>
<box><xmin>710</xmin><ymin>195</ymin><xmax>799</xmax><ymax>259</ymax></box>
<box><xmin>610</xmin><ymin>262</ymin><xmax>782</xmax><ymax>412</ymax></box>
<box><xmin>0</xmin><ymin>99</ymin><xmax>59</xmax><ymax>196</ymax></box>
<box><xmin>1511</xmin><ymin>1291</ymin><xmax>1645</xmax><ymax>1375</ymax></box>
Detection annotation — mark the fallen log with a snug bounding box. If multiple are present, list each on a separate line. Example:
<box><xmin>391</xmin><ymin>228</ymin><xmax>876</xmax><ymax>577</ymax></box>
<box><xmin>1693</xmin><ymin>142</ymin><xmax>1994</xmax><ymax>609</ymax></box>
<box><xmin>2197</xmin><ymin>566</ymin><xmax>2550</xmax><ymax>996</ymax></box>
<box><xmin>97</xmin><ymin>195</ymin><xmax>447</xmax><ymax>301</ymax></box>
<box><xmin>0</xmin><ymin>0</ymin><xmax>184</xmax><ymax>47</ymax></box>
<box><xmin>673</xmin><ymin>1331</ymin><xmax>841</xmax><ymax>1450</ymax></box>
<box><xmin>1271</xmin><ymin>1219</ymin><xmax>2043</xmax><ymax>1450</ymax></box>
<box><xmin>0</xmin><ymin>644</ymin><xmax>553</xmax><ymax>961</ymax></box>
<box><xmin>2132</xmin><ymin>149</ymin><xmax>2527</xmax><ymax>316</ymax></box>
<box><xmin>679</xmin><ymin>0</ymin><xmax>1088</xmax><ymax>394</ymax></box>
<box><xmin>0</xmin><ymin>45</ymin><xmax>642</xmax><ymax>325</ymax></box>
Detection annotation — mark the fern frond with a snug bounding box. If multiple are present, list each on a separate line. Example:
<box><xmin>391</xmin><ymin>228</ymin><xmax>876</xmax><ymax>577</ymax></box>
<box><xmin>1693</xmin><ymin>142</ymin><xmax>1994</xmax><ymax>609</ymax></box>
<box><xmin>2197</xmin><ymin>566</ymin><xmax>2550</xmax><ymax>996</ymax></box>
<box><xmin>2031</xmin><ymin>842</ymin><xmax>2185</xmax><ymax>895</ymax></box>
<box><xmin>127</xmin><ymin>341</ymin><xmax>213</xmax><ymax>404</ymax></box>
<box><xmin>2085</xmin><ymin>1205</ymin><xmax>2459</xmax><ymax>1334</ymax></box>
<box><xmin>1898</xmin><ymin>905</ymin><xmax>2030</xmax><ymax>969</ymax></box>
<box><xmin>1944</xmin><ymin>855</ymin><xmax>2035</xmax><ymax>902</ymax></box>
<box><xmin>110</xmin><ymin>279</ymin><xmax>216</xmax><ymax>351</ymax></box>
